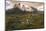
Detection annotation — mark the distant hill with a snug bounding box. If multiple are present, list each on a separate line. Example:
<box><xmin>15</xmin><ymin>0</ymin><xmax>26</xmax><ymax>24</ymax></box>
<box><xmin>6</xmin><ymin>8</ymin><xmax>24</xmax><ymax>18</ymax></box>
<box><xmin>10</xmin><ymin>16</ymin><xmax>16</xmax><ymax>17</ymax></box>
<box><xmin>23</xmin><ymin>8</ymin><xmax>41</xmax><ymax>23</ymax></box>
<box><xmin>6</xmin><ymin>7</ymin><xmax>32</xmax><ymax>15</ymax></box>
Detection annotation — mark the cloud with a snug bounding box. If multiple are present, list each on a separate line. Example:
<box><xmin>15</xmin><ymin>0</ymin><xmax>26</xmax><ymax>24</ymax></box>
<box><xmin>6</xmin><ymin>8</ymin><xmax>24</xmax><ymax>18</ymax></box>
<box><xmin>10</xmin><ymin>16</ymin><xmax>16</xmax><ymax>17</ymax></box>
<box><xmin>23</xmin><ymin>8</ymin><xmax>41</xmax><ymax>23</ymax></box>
<box><xmin>17</xmin><ymin>0</ymin><xmax>43</xmax><ymax>2</ymax></box>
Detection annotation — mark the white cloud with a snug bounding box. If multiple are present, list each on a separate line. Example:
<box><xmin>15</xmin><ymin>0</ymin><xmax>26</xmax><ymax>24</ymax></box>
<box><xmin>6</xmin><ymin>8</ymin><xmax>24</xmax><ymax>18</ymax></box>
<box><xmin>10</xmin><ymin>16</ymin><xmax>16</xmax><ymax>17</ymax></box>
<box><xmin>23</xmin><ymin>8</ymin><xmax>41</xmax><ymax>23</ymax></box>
<box><xmin>17</xmin><ymin>0</ymin><xmax>43</xmax><ymax>2</ymax></box>
<box><xmin>6</xmin><ymin>0</ymin><xmax>44</xmax><ymax>10</ymax></box>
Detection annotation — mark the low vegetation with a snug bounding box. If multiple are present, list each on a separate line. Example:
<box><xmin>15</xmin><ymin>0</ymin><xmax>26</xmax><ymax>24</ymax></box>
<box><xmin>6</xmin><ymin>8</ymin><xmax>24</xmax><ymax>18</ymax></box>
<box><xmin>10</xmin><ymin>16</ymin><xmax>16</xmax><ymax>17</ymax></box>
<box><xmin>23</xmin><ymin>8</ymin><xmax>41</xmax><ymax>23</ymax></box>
<box><xmin>5</xmin><ymin>8</ymin><xmax>44</xmax><ymax>31</ymax></box>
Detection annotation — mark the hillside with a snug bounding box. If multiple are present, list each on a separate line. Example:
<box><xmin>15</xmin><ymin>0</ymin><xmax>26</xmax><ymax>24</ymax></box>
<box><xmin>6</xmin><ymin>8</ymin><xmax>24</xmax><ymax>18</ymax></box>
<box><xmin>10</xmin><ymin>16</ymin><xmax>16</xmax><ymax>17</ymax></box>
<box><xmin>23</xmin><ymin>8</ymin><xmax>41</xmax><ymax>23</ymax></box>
<box><xmin>5</xmin><ymin>7</ymin><xmax>44</xmax><ymax>31</ymax></box>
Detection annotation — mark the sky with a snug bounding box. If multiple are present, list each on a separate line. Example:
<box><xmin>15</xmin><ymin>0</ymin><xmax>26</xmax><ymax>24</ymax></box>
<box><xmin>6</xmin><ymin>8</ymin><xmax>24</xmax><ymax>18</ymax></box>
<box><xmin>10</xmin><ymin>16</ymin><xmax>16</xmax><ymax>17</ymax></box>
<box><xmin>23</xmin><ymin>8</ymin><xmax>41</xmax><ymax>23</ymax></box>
<box><xmin>6</xmin><ymin>0</ymin><xmax>44</xmax><ymax>11</ymax></box>
<box><xmin>12</xmin><ymin>0</ymin><xmax>43</xmax><ymax>2</ymax></box>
